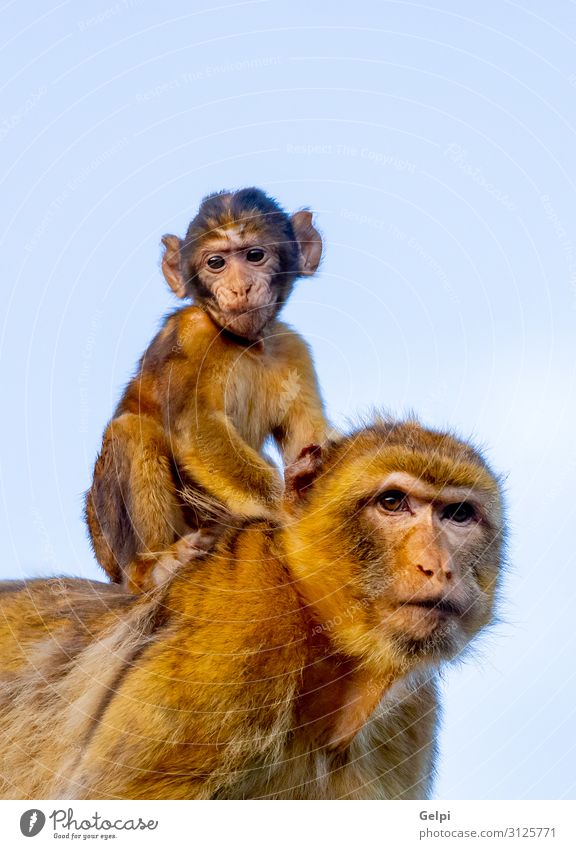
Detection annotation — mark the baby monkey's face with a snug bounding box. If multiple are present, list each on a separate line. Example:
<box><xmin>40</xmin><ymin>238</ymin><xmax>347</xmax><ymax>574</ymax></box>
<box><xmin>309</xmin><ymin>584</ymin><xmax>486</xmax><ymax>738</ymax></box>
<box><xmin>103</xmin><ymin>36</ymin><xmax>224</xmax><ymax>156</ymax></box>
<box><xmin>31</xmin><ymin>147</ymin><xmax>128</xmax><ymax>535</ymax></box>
<box><xmin>193</xmin><ymin>226</ymin><xmax>281</xmax><ymax>340</ymax></box>
<box><xmin>162</xmin><ymin>190</ymin><xmax>323</xmax><ymax>341</ymax></box>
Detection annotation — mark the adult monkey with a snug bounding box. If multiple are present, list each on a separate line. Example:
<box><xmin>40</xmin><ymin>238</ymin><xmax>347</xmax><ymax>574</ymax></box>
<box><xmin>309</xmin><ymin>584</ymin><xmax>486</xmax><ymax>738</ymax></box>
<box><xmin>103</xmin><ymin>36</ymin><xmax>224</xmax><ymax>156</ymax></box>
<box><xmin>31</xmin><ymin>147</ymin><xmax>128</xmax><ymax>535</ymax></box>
<box><xmin>0</xmin><ymin>418</ymin><xmax>506</xmax><ymax>799</ymax></box>
<box><xmin>85</xmin><ymin>187</ymin><xmax>327</xmax><ymax>592</ymax></box>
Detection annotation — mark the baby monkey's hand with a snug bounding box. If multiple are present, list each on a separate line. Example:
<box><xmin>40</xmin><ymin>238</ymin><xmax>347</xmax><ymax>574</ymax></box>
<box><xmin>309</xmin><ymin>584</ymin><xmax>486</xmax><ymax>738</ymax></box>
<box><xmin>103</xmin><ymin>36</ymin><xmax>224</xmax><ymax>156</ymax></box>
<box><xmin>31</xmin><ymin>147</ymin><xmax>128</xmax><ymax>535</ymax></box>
<box><xmin>150</xmin><ymin>528</ymin><xmax>219</xmax><ymax>588</ymax></box>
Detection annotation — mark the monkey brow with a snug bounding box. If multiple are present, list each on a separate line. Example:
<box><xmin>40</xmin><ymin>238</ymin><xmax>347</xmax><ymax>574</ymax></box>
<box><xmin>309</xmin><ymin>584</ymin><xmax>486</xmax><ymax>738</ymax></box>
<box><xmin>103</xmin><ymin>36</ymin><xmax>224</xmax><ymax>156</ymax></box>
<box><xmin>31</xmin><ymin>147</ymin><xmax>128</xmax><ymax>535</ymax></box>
<box><xmin>404</xmin><ymin>468</ymin><xmax>495</xmax><ymax>496</ymax></box>
<box><xmin>196</xmin><ymin>230</ymin><xmax>267</xmax><ymax>250</ymax></box>
<box><xmin>199</xmin><ymin>244</ymin><xmax>259</xmax><ymax>256</ymax></box>
<box><xmin>358</xmin><ymin>447</ymin><xmax>497</xmax><ymax>494</ymax></box>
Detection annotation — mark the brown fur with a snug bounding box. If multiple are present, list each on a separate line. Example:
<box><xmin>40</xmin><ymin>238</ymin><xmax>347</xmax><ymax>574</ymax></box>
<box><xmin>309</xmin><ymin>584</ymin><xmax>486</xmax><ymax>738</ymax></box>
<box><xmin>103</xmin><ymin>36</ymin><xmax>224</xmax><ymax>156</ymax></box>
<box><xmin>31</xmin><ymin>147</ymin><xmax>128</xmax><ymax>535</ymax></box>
<box><xmin>1</xmin><ymin>419</ymin><xmax>505</xmax><ymax>799</ymax></box>
<box><xmin>85</xmin><ymin>188</ymin><xmax>327</xmax><ymax>592</ymax></box>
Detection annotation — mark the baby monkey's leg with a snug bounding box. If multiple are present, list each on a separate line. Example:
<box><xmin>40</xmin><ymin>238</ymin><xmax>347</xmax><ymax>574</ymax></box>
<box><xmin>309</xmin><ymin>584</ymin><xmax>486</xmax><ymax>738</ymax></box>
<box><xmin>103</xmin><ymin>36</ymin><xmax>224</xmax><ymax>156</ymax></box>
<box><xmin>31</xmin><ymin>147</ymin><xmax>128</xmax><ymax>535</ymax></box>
<box><xmin>86</xmin><ymin>413</ymin><xmax>187</xmax><ymax>588</ymax></box>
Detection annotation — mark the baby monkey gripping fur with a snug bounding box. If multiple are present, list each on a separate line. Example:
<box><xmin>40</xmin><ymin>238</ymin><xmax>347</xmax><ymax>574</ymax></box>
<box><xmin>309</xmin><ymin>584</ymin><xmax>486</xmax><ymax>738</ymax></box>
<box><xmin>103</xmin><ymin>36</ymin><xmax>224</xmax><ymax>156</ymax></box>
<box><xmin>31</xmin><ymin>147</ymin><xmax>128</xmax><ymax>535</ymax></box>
<box><xmin>85</xmin><ymin>188</ymin><xmax>328</xmax><ymax>592</ymax></box>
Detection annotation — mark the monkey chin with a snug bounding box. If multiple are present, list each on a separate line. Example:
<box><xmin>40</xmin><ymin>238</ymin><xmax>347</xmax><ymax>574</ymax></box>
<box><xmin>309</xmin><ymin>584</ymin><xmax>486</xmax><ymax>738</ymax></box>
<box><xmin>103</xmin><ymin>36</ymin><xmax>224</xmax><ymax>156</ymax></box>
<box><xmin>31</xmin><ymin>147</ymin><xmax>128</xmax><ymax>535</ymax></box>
<box><xmin>386</xmin><ymin>602</ymin><xmax>472</xmax><ymax>663</ymax></box>
<box><xmin>212</xmin><ymin>302</ymin><xmax>278</xmax><ymax>342</ymax></box>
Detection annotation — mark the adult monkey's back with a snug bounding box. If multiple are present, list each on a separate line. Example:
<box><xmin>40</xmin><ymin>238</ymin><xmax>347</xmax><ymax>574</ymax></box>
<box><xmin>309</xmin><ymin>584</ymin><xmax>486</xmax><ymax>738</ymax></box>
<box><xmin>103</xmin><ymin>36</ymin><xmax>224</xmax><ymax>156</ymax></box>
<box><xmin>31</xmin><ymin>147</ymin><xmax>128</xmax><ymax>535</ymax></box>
<box><xmin>85</xmin><ymin>187</ymin><xmax>328</xmax><ymax>593</ymax></box>
<box><xmin>0</xmin><ymin>418</ymin><xmax>506</xmax><ymax>800</ymax></box>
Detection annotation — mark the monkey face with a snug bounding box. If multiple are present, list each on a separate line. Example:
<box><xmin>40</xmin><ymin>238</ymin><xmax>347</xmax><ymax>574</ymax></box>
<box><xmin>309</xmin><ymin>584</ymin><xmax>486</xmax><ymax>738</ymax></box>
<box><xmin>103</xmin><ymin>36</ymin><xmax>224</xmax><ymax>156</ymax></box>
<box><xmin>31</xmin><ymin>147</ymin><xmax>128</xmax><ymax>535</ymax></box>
<box><xmin>284</xmin><ymin>421</ymin><xmax>505</xmax><ymax>671</ymax></box>
<box><xmin>359</xmin><ymin>470</ymin><xmax>500</xmax><ymax>658</ymax></box>
<box><xmin>192</xmin><ymin>230</ymin><xmax>281</xmax><ymax>340</ymax></box>
<box><xmin>161</xmin><ymin>188</ymin><xmax>323</xmax><ymax>341</ymax></box>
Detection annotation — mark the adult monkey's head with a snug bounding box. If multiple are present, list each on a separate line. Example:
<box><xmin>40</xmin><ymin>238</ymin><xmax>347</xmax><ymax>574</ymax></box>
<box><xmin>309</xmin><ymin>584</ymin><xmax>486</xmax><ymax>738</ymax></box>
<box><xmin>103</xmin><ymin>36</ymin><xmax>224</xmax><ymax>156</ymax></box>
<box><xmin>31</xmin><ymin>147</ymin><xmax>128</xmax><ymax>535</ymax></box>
<box><xmin>161</xmin><ymin>188</ymin><xmax>323</xmax><ymax>341</ymax></box>
<box><xmin>283</xmin><ymin>419</ymin><xmax>506</xmax><ymax>678</ymax></box>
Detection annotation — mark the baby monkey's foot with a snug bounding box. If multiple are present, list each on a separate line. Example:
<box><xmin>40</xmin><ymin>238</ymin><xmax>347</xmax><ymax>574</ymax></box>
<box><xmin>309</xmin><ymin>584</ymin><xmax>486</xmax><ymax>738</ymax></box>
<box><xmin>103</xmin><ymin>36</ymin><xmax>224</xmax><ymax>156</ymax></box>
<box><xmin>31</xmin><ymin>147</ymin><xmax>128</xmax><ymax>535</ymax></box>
<box><xmin>152</xmin><ymin>528</ymin><xmax>217</xmax><ymax>587</ymax></box>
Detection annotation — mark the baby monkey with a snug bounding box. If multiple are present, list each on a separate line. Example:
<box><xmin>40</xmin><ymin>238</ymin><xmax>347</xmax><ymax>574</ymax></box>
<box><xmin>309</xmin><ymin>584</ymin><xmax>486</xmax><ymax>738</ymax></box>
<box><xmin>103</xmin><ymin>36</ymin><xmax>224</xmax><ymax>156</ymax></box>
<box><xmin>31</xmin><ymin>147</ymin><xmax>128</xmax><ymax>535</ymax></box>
<box><xmin>85</xmin><ymin>188</ymin><xmax>328</xmax><ymax>592</ymax></box>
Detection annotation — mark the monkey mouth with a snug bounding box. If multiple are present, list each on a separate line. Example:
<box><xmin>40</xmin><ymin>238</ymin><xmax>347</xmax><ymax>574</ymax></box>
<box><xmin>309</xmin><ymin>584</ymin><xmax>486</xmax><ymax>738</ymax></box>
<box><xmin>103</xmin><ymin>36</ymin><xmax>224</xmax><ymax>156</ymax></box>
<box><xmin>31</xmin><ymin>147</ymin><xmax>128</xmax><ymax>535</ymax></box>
<box><xmin>401</xmin><ymin>598</ymin><xmax>463</xmax><ymax>617</ymax></box>
<box><xmin>214</xmin><ymin>302</ymin><xmax>277</xmax><ymax>340</ymax></box>
<box><xmin>224</xmin><ymin>301</ymin><xmax>274</xmax><ymax>316</ymax></box>
<box><xmin>388</xmin><ymin>598</ymin><xmax>465</xmax><ymax>641</ymax></box>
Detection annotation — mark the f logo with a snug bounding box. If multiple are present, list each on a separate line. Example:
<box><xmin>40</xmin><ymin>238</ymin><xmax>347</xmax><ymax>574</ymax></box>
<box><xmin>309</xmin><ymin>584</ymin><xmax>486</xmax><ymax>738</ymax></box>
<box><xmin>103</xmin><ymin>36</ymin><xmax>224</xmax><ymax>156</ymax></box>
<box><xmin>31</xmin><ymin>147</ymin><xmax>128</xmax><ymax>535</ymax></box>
<box><xmin>19</xmin><ymin>810</ymin><xmax>46</xmax><ymax>837</ymax></box>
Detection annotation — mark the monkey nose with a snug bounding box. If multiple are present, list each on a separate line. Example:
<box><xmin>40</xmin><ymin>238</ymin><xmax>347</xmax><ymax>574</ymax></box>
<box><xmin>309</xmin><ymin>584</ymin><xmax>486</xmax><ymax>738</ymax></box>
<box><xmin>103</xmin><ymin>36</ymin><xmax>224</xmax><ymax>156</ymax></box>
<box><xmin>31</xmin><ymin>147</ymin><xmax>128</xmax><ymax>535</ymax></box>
<box><xmin>229</xmin><ymin>283</ymin><xmax>252</xmax><ymax>298</ymax></box>
<box><xmin>416</xmin><ymin>561</ymin><xmax>453</xmax><ymax>581</ymax></box>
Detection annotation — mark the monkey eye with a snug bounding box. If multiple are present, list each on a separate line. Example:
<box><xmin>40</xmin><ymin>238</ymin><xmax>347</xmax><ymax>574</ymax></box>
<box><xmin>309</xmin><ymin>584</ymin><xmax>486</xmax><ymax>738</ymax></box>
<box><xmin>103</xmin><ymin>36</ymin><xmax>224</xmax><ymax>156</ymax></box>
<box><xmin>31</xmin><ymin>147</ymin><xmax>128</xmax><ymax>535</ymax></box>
<box><xmin>376</xmin><ymin>489</ymin><xmax>409</xmax><ymax>513</ymax></box>
<box><xmin>442</xmin><ymin>502</ymin><xmax>476</xmax><ymax>524</ymax></box>
<box><xmin>246</xmin><ymin>248</ymin><xmax>266</xmax><ymax>263</ymax></box>
<box><xmin>207</xmin><ymin>255</ymin><xmax>226</xmax><ymax>270</ymax></box>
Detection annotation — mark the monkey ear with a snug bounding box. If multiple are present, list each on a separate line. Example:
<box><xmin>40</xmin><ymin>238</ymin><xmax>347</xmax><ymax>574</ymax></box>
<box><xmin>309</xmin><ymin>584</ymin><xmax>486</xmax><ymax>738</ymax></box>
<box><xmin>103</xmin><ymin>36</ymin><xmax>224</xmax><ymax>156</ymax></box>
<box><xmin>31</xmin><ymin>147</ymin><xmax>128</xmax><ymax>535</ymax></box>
<box><xmin>291</xmin><ymin>211</ymin><xmax>323</xmax><ymax>276</ymax></box>
<box><xmin>161</xmin><ymin>235</ymin><xmax>187</xmax><ymax>299</ymax></box>
<box><xmin>284</xmin><ymin>444</ymin><xmax>323</xmax><ymax>505</ymax></box>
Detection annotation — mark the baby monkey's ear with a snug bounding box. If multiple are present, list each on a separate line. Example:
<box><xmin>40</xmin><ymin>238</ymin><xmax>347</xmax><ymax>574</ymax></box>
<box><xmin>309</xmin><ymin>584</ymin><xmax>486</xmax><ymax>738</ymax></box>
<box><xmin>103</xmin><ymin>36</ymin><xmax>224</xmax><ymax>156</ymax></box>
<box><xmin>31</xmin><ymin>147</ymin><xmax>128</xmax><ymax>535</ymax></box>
<box><xmin>291</xmin><ymin>211</ymin><xmax>323</xmax><ymax>276</ymax></box>
<box><xmin>284</xmin><ymin>444</ymin><xmax>323</xmax><ymax>506</ymax></box>
<box><xmin>161</xmin><ymin>234</ymin><xmax>187</xmax><ymax>298</ymax></box>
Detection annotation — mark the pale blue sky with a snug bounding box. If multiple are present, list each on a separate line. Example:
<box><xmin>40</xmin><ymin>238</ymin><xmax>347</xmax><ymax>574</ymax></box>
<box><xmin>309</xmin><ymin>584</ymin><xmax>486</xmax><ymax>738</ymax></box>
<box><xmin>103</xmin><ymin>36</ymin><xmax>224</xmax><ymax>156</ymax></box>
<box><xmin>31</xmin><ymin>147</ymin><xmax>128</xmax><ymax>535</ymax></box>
<box><xmin>1</xmin><ymin>0</ymin><xmax>575</xmax><ymax>800</ymax></box>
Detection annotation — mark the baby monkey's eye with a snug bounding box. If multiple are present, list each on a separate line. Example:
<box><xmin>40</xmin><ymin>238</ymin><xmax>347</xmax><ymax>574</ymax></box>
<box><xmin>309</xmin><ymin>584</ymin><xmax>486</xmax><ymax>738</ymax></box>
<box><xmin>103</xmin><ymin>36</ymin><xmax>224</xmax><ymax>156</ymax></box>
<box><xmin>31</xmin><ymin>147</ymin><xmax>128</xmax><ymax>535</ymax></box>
<box><xmin>246</xmin><ymin>248</ymin><xmax>266</xmax><ymax>263</ymax></box>
<box><xmin>442</xmin><ymin>502</ymin><xmax>476</xmax><ymax>524</ymax></box>
<box><xmin>207</xmin><ymin>255</ymin><xmax>226</xmax><ymax>270</ymax></box>
<box><xmin>377</xmin><ymin>489</ymin><xmax>409</xmax><ymax>512</ymax></box>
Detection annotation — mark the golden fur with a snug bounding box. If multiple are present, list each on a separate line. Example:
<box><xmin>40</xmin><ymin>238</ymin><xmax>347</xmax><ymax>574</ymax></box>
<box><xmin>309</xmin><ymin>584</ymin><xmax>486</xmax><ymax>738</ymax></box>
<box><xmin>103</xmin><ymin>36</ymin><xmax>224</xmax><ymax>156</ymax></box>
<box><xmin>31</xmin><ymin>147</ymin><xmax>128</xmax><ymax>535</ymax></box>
<box><xmin>85</xmin><ymin>188</ymin><xmax>327</xmax><ymax>592</ymax></box>
<box><xmin>0</xmin><ymin>419</ymin><xmax>504</xmax><ymax>799</ymax></box>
